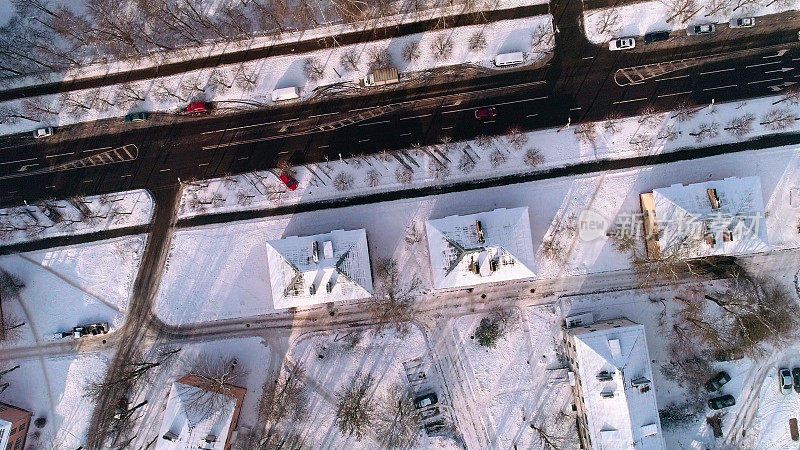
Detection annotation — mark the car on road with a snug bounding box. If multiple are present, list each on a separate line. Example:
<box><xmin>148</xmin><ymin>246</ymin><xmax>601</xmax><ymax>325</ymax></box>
<box><xmin>793</xmin><ymin>368</ymin><xmax>800</xmax><ymax>393</ymax></box>
<box><xmin>705</xmin><ymin>371</ymin><xmax>731</xmax><ymax>392</ymax></box>
<box><xmin>414</xmin><ymin>392</ymin><xmax>438</xmax><ymax>409</ymax></box>
<box><xmin>780</xmin><ymin>368</ymin><xmax>793</xmax><ymax>394</ymax></box>
<box><xmin>279</xmin><ymin>171</ymin><xmax>298</xmax><ymax>190</ymax></box>
<box><xmin>125</xmin><ymin>112</ymin><xmax>149</xmax><ymax>123</ymax></box>
<box><xmin>186</xmin><ymin>102</ymin><xmax>212</xmax><ymax>113</ymax></box>
<box><xmin>687</xmin><ymin>23</ymin><xmax>716</xmax><ymax>35</ymax></box>
<box><xmin>730</xmin><ymin>17</ymin><xmax>755</xmax><ymax>28</ymax></box>
<box><xmin>33</xmin><ymin>127</ymin><xmax>53</xmax><ymax>139</ymax></box>
<box><xmin>644</xmin><ymin>31</ymin><xmax>670</xmax><ymax>43</ymax></box>
<box><xmin>474</xmin><ymin>107</ymin><xmax>497</xmax><ymax>121</ymax></box>
<box><xmin>708</xmin><ymin>394</ymin><xmax>736</xmax><ymax>410</ymax></box>
<box><xmin>609</xmin><ymin>37</ymin><xmax>636</xmax><ymax>51</ymax></box>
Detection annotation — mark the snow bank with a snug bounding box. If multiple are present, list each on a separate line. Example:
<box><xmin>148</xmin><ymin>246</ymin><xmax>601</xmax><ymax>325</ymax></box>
<box><xmin>0</xmin><ymin>189</ymin><xmax>153</xmax><ymax>246</ymax></box>
<box><xmin>0</xmin><ymin>16</ymin><xmax>554</xmax><ymax>137</ymax></box>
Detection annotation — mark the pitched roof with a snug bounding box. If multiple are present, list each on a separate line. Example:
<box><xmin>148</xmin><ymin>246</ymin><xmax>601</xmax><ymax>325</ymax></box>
<box><xmin>266</xmin><ymin>229</ymin><xmax>373</xmax><ymax>309</ymax></box>
<box><xmin>651</xmin><ymin>176</ymin><xmax>768</xmax><ymax>258</ymax></box>
<box><xmin>568</xmin><ymin>319</ymin><xmax>665</xmax><ymax>450</ymax></box>
<box><xmin>425</xmin><ymin>208</ymin><xmax>535</xmax><ymax>289</ymax></box>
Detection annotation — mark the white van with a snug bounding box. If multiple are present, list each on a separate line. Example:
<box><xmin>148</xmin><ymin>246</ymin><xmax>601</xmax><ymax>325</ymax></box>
<box><xmin>272</xmin><ymin>86</ymin><xmax>300</xmax><ymax>102</ymax></box>
<box><xmin>494</xmin><ymin>52</ymin><xmax>524</xmax><ymax>67</ymax></box>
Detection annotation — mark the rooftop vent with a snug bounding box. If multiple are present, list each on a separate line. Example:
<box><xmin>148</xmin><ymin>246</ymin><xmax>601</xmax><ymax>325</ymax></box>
<box><xmin>312</xmin><ymin>241</ymin><xmax>319</xmax><ymax>263</ymax></box>
<box><xmin>476</xmin><ymin>220</ymin><xmax>485</xmax><ymax>244</ymax></box>
<box><xmin>600</xmin><ymin>391</ymin><xmax>615</xmax><ymax>399</ymax></box>
<box><xmin>596</xmin><ymin>371</ymin><xmax>614</xmax><ymax>382</ymax></box>
<box><xmin>323</xmin><ymin>240</ymin><xmax>333</xmax><ymax>259</ymax></box>
<box><xmin>631</xmin><ymin>376</ymin><xmax>651</xmax><ymax>387</ymax></box>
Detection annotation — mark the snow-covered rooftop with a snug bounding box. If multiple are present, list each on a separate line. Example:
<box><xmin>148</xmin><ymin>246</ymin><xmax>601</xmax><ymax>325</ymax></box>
<box><xmin>266</xmin><ymin>229</ymin><xmax>374</xmax><ymax>309</ymax></box>
<box><xmin>425</xmin><ymin>207</ymin><xmax>535</xmax><ymax>289</ymax></box>
<box><xmin>648</xmin><ymin>176</ymin><xmax>768</xmax><ymax>258</ymax></box>
<box><xmin>567</xmin><ymin>318</ymin><xmax>665</xmax><ymax>450</ymax></box>
<box><xmin>156</xmin><ymin>374</ymin><xmax>246</xmax><ymax>450</ymax></box>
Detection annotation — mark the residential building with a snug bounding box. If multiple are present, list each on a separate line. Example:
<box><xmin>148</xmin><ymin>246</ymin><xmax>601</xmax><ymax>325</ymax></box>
<box><xmin>425</xmin><ymin>207</ymin><xmax>535</xmax><ymax>289</ymax></box>
<box><xmin>265</xmin><ymin>229</ymin><xmax>373</xmax><ymax>309</ymax></box>
<box><xmin>156</xmin><ymin>374</ymin><xmax>247</xmax><ymax>450</ymax></box>
<box><xmin>640</xmin><ymin>176</ymin><xmax>767</xmax><ymax>259</ymax></box>
<box><xmin>0</xmin><ymin>402</ymin><xmax>32</xmax><ymax>450</ymax></box>
<box><xmin>563</xmin><ymin>318</ymin><xmax>665</xmax><ymax>450</ymax></box>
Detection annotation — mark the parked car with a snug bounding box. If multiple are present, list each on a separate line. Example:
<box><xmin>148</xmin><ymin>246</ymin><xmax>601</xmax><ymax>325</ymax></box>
<box><xmin>474</xmin><ymin>107</ymin><xmax>497</xmax><ymax>121</ymax></box>
<box><xmin>793</xmin><ymin>368</ymin><xmax>800</xmax><ymax>393</ymax></box>
<box><xmin>609</xmin><ymin>37</ymin><xmax>636</xmax><ymax>51</ymax></box>
<box><xmin>414</xmin><ymin>392</ymin><xmax>438</xmax><ymax>409</ymax></box>
<box><xmin>780</xmin><ymin>368</ymin><xmax>793</xmax><ymax>394</ymax></box>
<box><xmin>279</xmin><ymin>171</ymin><xmax>298</xmax><ymax>190</ymax></box>
<box><xmin>33</xmin><ymin>127</ymin><xmax>53</xmax><ymax>139</ymax></box>
<box><xmin>687</xmin><ymin>23</ymin><xmax>716</xmax><ymax>35</ymax></box>
<box><xmin>53</xmin><ymin>331</ymin><xmax>73</xmax><ymax>339</ymax></box>
<box><xmin>708</xmin><ymin>394</ymin><xmax>736</xmax><ymax>410</ymax></box>
<box><xmin>714</xmin><ymin>348</ymin><xmax>745</xmax><ymax>361</ymax></box>
<box><xmin>705</xmin><ymin>371</ymin><xmax>731</xmax><ymax>392</ymax></box>
<box><xmin>644</xmin><ymin>31</ymin><xmax>670</xmax><ymax>43</ymax></box>
<box><xmin>72</xmin><ymin>322</ymin><xmax>110</xmax><ymax>338</ymax></box>
<box><xmin>125</xmin><ymin>112</ymin><xmax>149</xmax><ymax>123</ymax></box>
<box><xmin>186</xmin><ymin>102</ymin><xmax>212</xmax><ymax>113</ymax></box>
<box><xmin>420</xmin><ymin>407</ymin><xmax>440</xmax><ymax>420</ymax></box>
<box><xmin>730</xmin><ymin>17</ymin><xmax>755</xmax><ymax>28</ymax></box>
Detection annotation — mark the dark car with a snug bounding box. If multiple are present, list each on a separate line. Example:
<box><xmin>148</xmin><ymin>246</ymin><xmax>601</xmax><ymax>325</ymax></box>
<box><xmin>124</xmin><ymin>112</ymin><xmax>149</xmax><ymax>123</ymax></box>
<box><xmin>793</xmin><ymin>368</ymin><xmax>800</xmax><ymax>393</ymax></box>
<box><xmin>705</xmin><ymin>371</ymin><xmax>731</xmax><ymax>392</ymax></box>
<box><xmin>474</xmin><ymin>107</ymin><xmax>497</xmax><ymax>121</ymax></box>
<box><xmin>279</xmin><ymin>171</ymin><xmax>298</xmax><ymax>190</ymax></box>
<box><xmin>644</xmin><ymin>31</ymin><xmax>670</xmax><ymax>43</ymax></box>
<box><xmin>414</xmin><ymin>392</ymin><xmax>438</xmax><ymax>409</ymax></box>
<box><xmin>187</xmin><ymin>102</ymin><xmax>212</xmax><ymax>113</ymax></box>
<box><xmin>708</xmin><ymin>394</ymin><xmax>736</xmax><ymax>410</ymax></box>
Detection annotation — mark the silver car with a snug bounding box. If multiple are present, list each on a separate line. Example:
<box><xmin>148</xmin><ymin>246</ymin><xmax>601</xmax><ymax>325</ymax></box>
<box><xmin>730</xmin><ymin>17</ymin><xmax>755</xmax><ymax>28</ymax></box>
<box><xmin>33</xmin><ymin>127</ymin><xmax>53</xmax><ymax>138</ymax></box>
<box><xmin>687</xmin><ymin>23</ymin><xmax>716</xmax><ymax>35</ymax></box>
<box><xmin>780</xmin><ymin>368</ymin><xmax>793</xmax><ymax>394</ymax></box>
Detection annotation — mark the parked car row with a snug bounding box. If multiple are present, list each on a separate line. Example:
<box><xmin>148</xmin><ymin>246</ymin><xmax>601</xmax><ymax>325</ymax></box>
<box><xmin>706</xmin><ymin>371</ymin><xmax>735</xmax><ymax>410</ymax></box>
<box><xmin>53</xmin><ymin>322</ymin><xmax>110</xmax><ymax>339</ymax></box>
<box><xmin>609</xmin><ymin>17</ymin><xmax>756</xmax><ymax>52</ymax></box>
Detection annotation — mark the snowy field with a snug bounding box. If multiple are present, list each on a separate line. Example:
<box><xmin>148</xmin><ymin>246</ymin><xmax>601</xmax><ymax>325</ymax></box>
<box><xmin>0</xmin><ymin>0</ymin><xmax>548</xmax><ymax>92</ymax></box>
<box><xmin>178</xmin><ymin>95</ymin><xmax>794</xmax><ymax>219</ymax></box>
<box><xmin>0</xmin><ymin>189</ymin><xmax>153</xmax><ymax>246</ymax></box>
<box><xmin>157</xmin><ymin>140</ymin><xmax>800</xmax><ymax>325</ymax></box>
<box><xmin>0</xmin><ymin>235</ymin><xmax>146</xmax><ymax>348</ymax></box>
<box><xmin>450</xmin><ymin>306</ymin><xmax>577</xmax><ymax>448</ymax></box>
<box><xmin>0</xmin><ymin>15</ymin><xmax>554</xmax><ymax>137</ymax></box>
<box><xmin>585</xmin><ymin>0</ymin><xmax>799</xmax><ymax>43</ymax></box>
<box><xmin>0</xmin><ymin>351</ymin><xmax>112</xmax><ymax>449</ymax></box>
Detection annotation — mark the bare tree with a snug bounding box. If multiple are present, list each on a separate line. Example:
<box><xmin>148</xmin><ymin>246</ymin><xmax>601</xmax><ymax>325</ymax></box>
<box><xmin>333</xmin><ymin>172</ymin><xmax>355</xmax><ymax>191</ymax></box>
<box><xmin>524</xmin><ymin>148</ymin><xmax>545</xmax><ymax>167</ymax></box>
<box><xmin>401</xmin><ymin>41</ymin><xmax>421</xmax><ymax>63</ymax></box>
<box><xmin>21</xmin><ymin>98</ymin><xmax>59</xmax><ymax>122</ymax></box>
<box><xmin>603</xmin><ymin>111</ymin><xmax>623</xmax><ymax>134</ymax></box>
<box><xmin>430</xmin><ymin>35</ymin><xmax>454</xmax><ymax>60</ymax></box>
<box><xmin>427</xmin><ymin>158</ymin><xmax>450</xmax><ymax>181</ymax></box>
<box><xmin>530</xmin><ymin>23</ymin><xmax>555</xmax><ymax>52</ymax></box>
<box><xmin>303</xmin><ymin>57</ymin><xmax>325</xmax><ymax>81</ymax></box>
<box><xmin>0</xmin><ymin>269</ymin><xmax>25</xmax><ymax>298</ymax></box>
<box><xmin>731</xmin><ymin>0</ymin><xmax>761</xmax><ymax>13</ymax></box>
<box><xmin>474</xmin><ymin>133</ymin><xmax>492</xmax><ymax>148</ymax></box>
<box><xmin>368</xmin><ymin>258</ymin><xmax>418</xmax><ymax>336</ymax></box>
<box><xmin>259</xmin><ymin>362</ymin><xmax>309</xmax><ymax>430</ymax></box>
<box><xmin>629</xmin><ymin>133</ymin><xmax>655</xmax><ymax>154</ymax></box>
<box><xmin>761</xmin><ymin>108</ymin><xmax>796</xmax><ymax>130</ymax></box>
<box><xmin>657</xmin><ymin>124</ymin><xmax>681</xmax><ymax>142</ymax></box>
<box><xmin>374</xmin><ymin>384</ymin><xmax>421</xmax><ymax>448</ymax></box>
<box><xmin>671</xmin><ymin>100</ymin><xmax>701</xmax><ymax>122</ymax></box>
<box><xmin>178</xmin><ymin>356</ymin><xmax>244</xmax><ymax>424</ymax></box>
<box><xmin>153</xmin><ymin>80</ymin><xmax>187</xmax><ymax>103</ymax></box>
<box><xmin>235</xmin><ymin>65</ymin><xmax>259</xmax><ymax>92</ymax></box>
<box><xmin>574</xmin><ymin>122</ymin><xmax>598</xmax><ymax>145</ymax></box>
<box><xmin>704</xmin><ymin>0</ymin><xmax>732</xmax><ymax>17</ymax></box>
<box><xmin>665</xmin><ymin>0</ymin><xmax>699</xmax><ymax>23</ymax></box>
<box><xmin>689</xmin><ymin>121</ymin><xmax>720</xmax><ymax>142</ymax></box>
<box><xmin>335</xmin><ymin>373</ymin><xmax>375</xmax><ymax>441</ymax></box>
<box><xmin>340</xmin><ymin>48</ymin><xmax>361</xmax><ymax>73</ymax></box>
<box><xmin>724</xmin><ymin>113</ymin><xmax>755</xmax><ymax>138</ymax></box>
<box><xmin>507</xmin><ymin>126</ymin><xmax>528</xmax><ymax>150</ymax></box>
<box><xmin>395</xmin><ymin>167</ymin><xmax>413</xmax><ymax>184</ymax></box>
<box><xmin>638</xmin><ymin>105</ymin><xmax>662</xmax><ymax>128</ymax></box>
<box><xmin>594</xmin><ymin>8</ymin><xmax>621</xmax><ymax>35</ymax></box>
<box><xmin>468</xmin><ymin>30</ymin><xmax>487</xmax><ymax>52</ymax></box>
<box><xmin>458</xmin><ymin>149</ymin><xmax>477</xmax><ymax>173</ymax></box>
<box><xmin>489</xmin><ymin>149</ymin><xmax>507</xmax><ymax>168</ymax></box>
<box><xmin>368</xmin><ymin>47</ymin><xmax>392</xmax><ymax>71</ymax></box>
<box><xmin>772</xmin><ymin>85</ymin><xmax>800</xmax><ymax>105</ymax></box>
<box><xmin>116</xmin><ymin>83</ymin><xmax>147</xmax><ymax>107</ymax></box>
<box><xmin>365</xmin><ymin>169</ymin><xmax>381</xmax><ymax>187</ymax></box>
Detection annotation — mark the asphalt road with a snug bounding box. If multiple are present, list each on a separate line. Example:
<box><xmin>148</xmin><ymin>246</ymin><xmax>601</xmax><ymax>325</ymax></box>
<box><xmin>2</xmin><ymin>1</ymin><xmax>800</xmax><ymax>208</ymax></box>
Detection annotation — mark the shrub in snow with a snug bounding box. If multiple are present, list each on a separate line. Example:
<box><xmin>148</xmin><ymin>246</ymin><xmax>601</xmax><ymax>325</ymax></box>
<box><xmin>657</xmin><ymin>124</ymin><xmax>680</xmax><ymax>142</ymax></box>
<box><xmin>724</xmin><ymin>113</ymin><xmax>755</xmax><ymax>138</ymax></box>
<box><xmin>303</xmin><ymin>57</ymin><xmax>325</xmax><ymax>82</ymax></box>
<box><xmin>507</xmin><ymin>127</ymin><xmax>528</xmax><ymax>150</ymax></box>
<box><xmin>474</xmin><ymin>317</ymin><xmax>504</xmax><ymax>348</ymax></box>
<box><xmin>0</xmin><ymin>269</ymin><xmax>25</xmax><ymax>298</ymax></box>
<box><xmin>524</xmin><ymin>148</ymin><xmax>544</xmax><ymax>167</ymax></box>
<box><xmin>689</xmin><ymin>121</ymin><xmax>720</xmax><ymax>143</ymax></box>
<box><xmin>335</xmin><ymin>373</ymin><xmax>375</xmax><ymax>441</ymax></box>
<box><xmin>761</xmin><ymin>108</ymin><xmax>796</xmax><ymax>130</ymax></box>
<box><xmin>458</xmin><ymin>150</ymin><xmax>476</xmax><ymax>173</ymax></box>
<box><xmin>603</xmin><ymin>111</ymin><xmax>622</xmax><ymax>134</ymax></box>
<box><xmin>401</xmin><ymin>41</ymin><xmax>421</xmax><ymax>62</ymax></box>
<box><xmin>430</xmin><ymin>35</ymin><xmax>454</xmax><ymax>61</ymax></box>
<box><xmin>333</xmin><ymin>172</ymin><xmax>355</xmax><ymax>191</ymax></box>
<box><xmin>395</xmin><ymin>167</ymin><xmax>413</xmax><ymax>184</ymax></box>
<box><xmin>468</xmin><ymin>31</ymin><xmax>487</xmax><ymax>52</ymax></box>
<box><xmin>365</xmin><ymin>169</ymin><xmax>381</xmax><ymax>187</ymax></box>
<box><xmin>489</xmin><ymin>149</ymin><xmax>507</xmax><ymax>168</ymax></box>
<box><xmin>427</xmin><ymin>159</ymin><xmax>450</xmax><ymax>181</ymax></box>
<box><xmin>34</xmin><ymin>417</ymin><xmax>46</xmax><ymax>428</ymax></box>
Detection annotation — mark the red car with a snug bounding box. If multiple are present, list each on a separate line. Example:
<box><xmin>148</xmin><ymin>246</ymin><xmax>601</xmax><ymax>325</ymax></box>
<box><xmin>474</xmin><ymin>107</ymin><xmax>497</xmax><ymax>120</ymax></box>
<box><xmin>186</xmin><ymin>102</ymin><xmax>212</xmax><ymax>113</ymax></box>
<box><xmin>279</xmin><ymin>171</ymin><xmax>298</xmax><ymax>190</ymax></box>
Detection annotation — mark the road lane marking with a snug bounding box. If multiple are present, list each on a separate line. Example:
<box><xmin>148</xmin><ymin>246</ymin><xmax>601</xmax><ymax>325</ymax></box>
<box><xmin>357</xmin><ymin>119</ymin><xmax>391</xmax><ymax>127</ymax></box>
<box><xmin>399</xmin><ymin>114</ymin><xmax>432</xmax><ymax>121</ymax></box>
<box><xmin>399</xmin><ymin>132</ymin><xmax>412</xmax><ymax>136</ymax></box>
<box><xmin>308</xmin><ymin>111</ymin><xmax>339</xmax><ymax>118</ymax></box>
<box><xmin>442</xmin><ymin>126</ymin><xmax>454</xmax><ymax>130</ymax></box>
<box><xmin>703</xmin><ymin>84</ymin><xmax>738</xmax><ymax>91</ymax></box>
<box><xmin>159</xmin><ymin>168</ymin><xmax>171</xmax><ymax>172</ymax></box>
<box><xmin>80</xmin><ymin>146</ymin><xmax>112</xmax><ymax>153</ymax></box>
<box><xmin>45</xmin><ymin>151</ymin><xmax>76</xmax><ymax>159</ymax></box>
<box><xmin>237</xmin><ymin>156</ymin><xmax>249</xmax><ymax>160</ymax></box>
<box><xmin>358</xmin><ymin>138</ymin><xmax>370</xmax><ymax>142</ymax></box>
<box><xmin>198</xmin><ymin>163</ymin><xmax>209</xmax><ymax>167</ymax></box>
<box><xmin>657</xmin><ymin>90</ymin><xmax>693</xmax><ymax>98</ymax></box>
<box><xmin>201</xmin><ymin>118</ymin><xmax>299</xmax><ymax>134</ymax></box>
<box><xmin>442</xmin><ymin>96</ymin><xmax>549</xmax><ymax>115</ymax></box>
<box><xmin>656</xmin><ymin>74</ymin><xmax>691</xmax><ymax>81</ymax></box>
<box><xmin>120</xmin><ymin>174</ymin><xmax>132</xmax><ymax>178</ymax></box>
<box><xmin>612</xmin><ymin>97</ymin><xmax>648</xmax><ymax>105</ymax></box>
<box><xmin>0</xmin><ymin>157</ymin><xmax>37</xmax><ymax>166</ymax></box>
<box><xmin>700</xmin><ymin>68</ymin><xmax>734</xmax><ymax>75</ymax></box>
<box><xmin>569</xmin><ymin>107</ymin><xmax>581</xmax><ymax>111</ymax></box>
<box><xmin>318</xmin><ymin>145</ymin><xmax>329</xmax><ymax>148</ymax></box>
<box><xmin>748</xmin><ymin>77</ymin><xmax>784</xmax><ymax>84</ymax></box>
<box><xmin>746</xmin><ymin>61</ymin><xmax>781</xmax><ymax>68</ymax></box>
<box><xmin>526</xmin><ymin>113</ymin><xmax>538</xmax><ymax>117</ymax></box>
<box><xmin>582</xmin><ymin>56</ymin><xmax>595</xmax><ymax>60</ymax></box>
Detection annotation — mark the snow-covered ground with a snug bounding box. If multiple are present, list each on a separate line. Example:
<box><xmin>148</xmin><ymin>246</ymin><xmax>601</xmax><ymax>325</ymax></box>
<box><xmin>585</xmin><ymin>0</ymin><xmax>798</xmax><ymax>43</ymax></box>
<box><xmin>1</xmin><ymin>0</ymin><xmax>548</xmax><ymax>92</ymax></box>
<box><xmin>0</xmin><ymin>189</ymin><xmax>153</xmax><ymax>246</ymax></box>
<box><xmin>0</xmin><ymin>235</ymin><xmax>146</xmax><ymax>348</ymax></box>
<box><xmin>450</xmin><ymin>306</ymin><xmax>578</xmax><ymax>448</ymax></box>
<box><xmin>0</xmin><ymin>15</ymin><xmax>554</xmax><ymax>137</ymax></box>
<box><xmin>0</xmin><ymin>351</ymin><xmax>112</xmax><ymax>449</ymax></box>
<box><xmin>177</xmin><ymin>95</ymin><xmax>795</xmax><ymax>219</ymax></box>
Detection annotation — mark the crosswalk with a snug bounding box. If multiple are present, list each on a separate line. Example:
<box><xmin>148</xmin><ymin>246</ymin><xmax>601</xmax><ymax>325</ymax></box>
<box><xmin>52</xmin><ymin>144</ymin><xmax>138</xmax><ymax>171</ymax></box>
